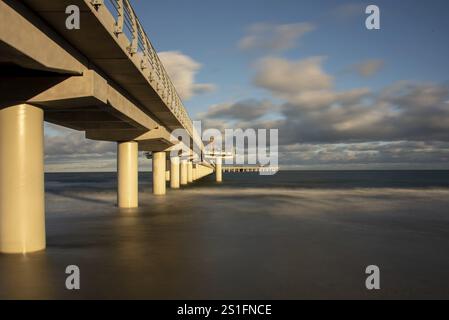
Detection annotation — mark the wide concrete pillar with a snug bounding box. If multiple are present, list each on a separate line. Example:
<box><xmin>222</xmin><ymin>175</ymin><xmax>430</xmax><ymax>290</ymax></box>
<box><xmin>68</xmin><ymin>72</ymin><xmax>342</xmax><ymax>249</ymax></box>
<box><xmin>0</xmin><ymin>104</ymin><xmax>45</xmax><ymax>254</ymax></box>
<box><xmin>192</xmin><ymin>165</ymin><xmax>197</xmax><ymax>181</ymax></box>
<box><xmin>117</xmin><ymin>141</ymin><xmax>138</xmax><ymax>208</ymax></box>
<box><xmin>216</xmin><ymin>157</ymin><xmax>223</xmax><ymax>182</ymax></box>
<box><xmin>187</xmin><ymin>161</ymin><xmax>193</xmax><ymax>183</ymax></box>
<box><xmin>152</xmin><ymin>151</ymin><xmax>166</xmax><ymax>195</ymax></box>
<box><xmin>180</xmin><ymin>159</ymin><xmax>188</xmax><ymax>185</ymax></box>
<box><xmin>170</xmin><ymin>157</ymin><xmax>180</xmax><ymax>189</ymax></box>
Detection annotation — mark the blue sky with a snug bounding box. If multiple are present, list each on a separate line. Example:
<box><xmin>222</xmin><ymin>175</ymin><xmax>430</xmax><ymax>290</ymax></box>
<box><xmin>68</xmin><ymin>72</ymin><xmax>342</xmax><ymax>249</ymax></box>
<box><xmin>132</xmin><ymin>0</ymin><xmax>449</xmax><ymax>116</ymax></box>
<box><xmin>45</xmin><ymin>0</ymin><xmax>449</xmax><ymax>171</ymax></box>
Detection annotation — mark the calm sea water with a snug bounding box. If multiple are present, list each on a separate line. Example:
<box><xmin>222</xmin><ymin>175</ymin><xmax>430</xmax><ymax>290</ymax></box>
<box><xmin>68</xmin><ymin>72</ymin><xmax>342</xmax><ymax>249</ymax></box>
<box><xmin>1</xmin><ymin>171</ymin><xmax>449</xmax><ymax>299</ymax></box>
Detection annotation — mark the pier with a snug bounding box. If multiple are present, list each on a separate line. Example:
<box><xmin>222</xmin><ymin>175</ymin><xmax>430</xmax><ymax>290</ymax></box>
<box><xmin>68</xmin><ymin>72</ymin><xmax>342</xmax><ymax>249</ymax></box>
<box><xmin>0</xmin><ymin>0</ymin><xmax>223</xmax><ymax>253</ymax></box>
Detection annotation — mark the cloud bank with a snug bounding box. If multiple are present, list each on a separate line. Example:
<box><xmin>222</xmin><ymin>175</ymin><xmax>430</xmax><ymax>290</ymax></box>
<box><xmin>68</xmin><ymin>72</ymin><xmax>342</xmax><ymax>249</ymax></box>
<box><xmin>201</xmin><ymin>53</ymin><xmax>449</xmax><ymax>168</ymax></box>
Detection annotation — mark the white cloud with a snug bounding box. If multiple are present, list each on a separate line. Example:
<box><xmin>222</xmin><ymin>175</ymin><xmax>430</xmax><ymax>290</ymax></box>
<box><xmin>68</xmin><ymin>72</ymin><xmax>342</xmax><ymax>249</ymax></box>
<box><xmin>202</xmin><ymin>54</ymin><xmax>449</xmax><ymax>148</ymax></box>
<box><xmin>45</xmin><ymin>130</ymin><xmax>115</xmax><ymax>156</ymax></box>
<box><xmin>239</xmin><ymin>22</ymin><xmax>315</xmax><ymax>52</ymax></box>
<box><xmin>158</xmin><ymin>51</ymin><xmax>216</xmax><ymax>100</ymax></box>
<box><xmin>253</xmin><ymin>56</ymin><xmax>333</xmax><ymax>97</ymax></box>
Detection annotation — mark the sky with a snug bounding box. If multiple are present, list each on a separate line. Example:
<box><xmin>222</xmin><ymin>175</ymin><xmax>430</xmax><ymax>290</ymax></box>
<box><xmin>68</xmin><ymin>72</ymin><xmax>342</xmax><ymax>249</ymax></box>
<box><xmin>45</xmin><ymin>0</ymin><xmax>449</xmax><ymax>171</ymax></box>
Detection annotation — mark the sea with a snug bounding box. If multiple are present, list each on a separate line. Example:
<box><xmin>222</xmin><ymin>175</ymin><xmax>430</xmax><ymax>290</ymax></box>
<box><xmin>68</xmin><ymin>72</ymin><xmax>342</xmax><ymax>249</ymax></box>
<box><xmin>1</xmin><ymin>170</ymin><xmax>449</xmax><ymax>299</ymax></box>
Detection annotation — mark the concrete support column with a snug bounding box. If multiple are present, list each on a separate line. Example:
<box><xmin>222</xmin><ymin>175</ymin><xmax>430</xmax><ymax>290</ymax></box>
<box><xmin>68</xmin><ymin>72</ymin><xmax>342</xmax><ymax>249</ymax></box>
<box><xmin>192</xmin><ymin>165</ymin><xmax>197</xmax><ymax>181</ymax></box>
<box><xmin>117</xmin><ymin>141</ymin><xmax>138</xmax><ymax>208</ymax></box>
<box><xmin>0</xmin><ymin>104</ymin><xmax>45</xmax><ymax>253</ymax></box>
<box><xmin>187</xmin><ymin>161</ymin><xmax>193</xmax><ymax>183</ymax></box>
<box><xmin>152</xmin><ymin>151</ymin><xmax>166</xmax><ymax>195</ymax></box>
<box><xmin>216</xmin><ymin>157</ymin><xmax>223</xmax><ymax>182</ymax></box>
<box><xmin>165</xmin><ymin>159</ymin><xmax>171</xmax><ymax>182</ymax></box>
<box><xmin>170</xmin><ymin>157</ymin><xmax>180</xmax><ymax>189</ymax></box>
<box><xmin>180</xmin><ymin>159</ymin><xmax>188</xmax><ymax>185</ymax></box>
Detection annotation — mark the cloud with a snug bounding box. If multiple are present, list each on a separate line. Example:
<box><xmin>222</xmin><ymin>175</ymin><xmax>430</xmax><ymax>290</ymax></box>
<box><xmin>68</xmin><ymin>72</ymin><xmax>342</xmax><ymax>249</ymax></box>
<box><xmin>44</xmin><ymin>127</ymin><xmax>116</xmax><ymax>171</ymax></box>
<box><xmin>279</xmin><ymin>141</ymin><xmax>449</xmax><ymax>169</ymax></box>
<box><xmin>253</xmin><ymin>56</ymin><xmax>333</xmax><ymax>97</ymax></box>
<box><xmin>277</xmin><ymin>83</ymin><xmax>449</xmax><ymax>144</ymax></box>
<box><xmin>45</xmin><ymin>130</ymin><xmax>115</xmax><ymax>156</ymax></box>
<box><xmin>202</xmin><ymin>55</ymin><xmax>449</xmax><ymax>149</ymax></box>
<box><xmin>158</xmin><ymin>51</ymin><xmax>216</xmax><ymax>100</ymax></box>
<box><xmin>199</xmin><ymin>99</ymin><xmax>275</xmax><ymax>121</ymax></box>
<box><xmin>350</xmin><ymin>59</ymin><xmax>385</xmax><ymax>77</ymax></box>
<box><xmin>239</xmin><ymin>22</ymin><xmax>315</xmax><ymax>52</ymax></box>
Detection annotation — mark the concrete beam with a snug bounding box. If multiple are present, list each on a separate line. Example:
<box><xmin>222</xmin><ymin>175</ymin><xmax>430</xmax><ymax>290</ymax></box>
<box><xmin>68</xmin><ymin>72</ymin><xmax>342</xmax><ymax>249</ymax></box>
<box><xmin>0</xmin><ymin>0</ymin><xmax>86</xmax><ymax>74</ymax></box>
<box><xmin>30</xmin><ymin>70</ymin><xmax>108</xmax><ymax>106</ymax></box>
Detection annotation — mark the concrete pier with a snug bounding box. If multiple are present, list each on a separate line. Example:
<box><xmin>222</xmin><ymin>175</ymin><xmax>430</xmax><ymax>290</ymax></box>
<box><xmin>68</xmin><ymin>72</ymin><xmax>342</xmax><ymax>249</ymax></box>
<box><xmin>188</xmin><ymin>161</ymin><xmax>193</xmax><ymax>183</ymax></box>
<box><xmin>192</xmin><ymin>165</ymin><xmax>197</xmax><ymax>181</ymax></box>
<box><xmin>216</xmin><ymin>157</ymin><xmax>223</xmax><ymax>182</ymax></box>
<box><xmin>165</xmin><ymin>159</ymin><xmax>171</xmax><ymax>182</ymax></box>
<box><xmin>152</xmin><ymin>152</ymin><xmax>166</xmax><ymax>195</ymax></box>
<box><xmin>170</xmin><ymin>157</ymin><xmax>180</xmax><ymax>189</ymax></box>
<box><xmin>0</xmin><ymin>0</ymin><xmax>222</xmax><ymax>253</ymax></box>
<box><xmin>117</xmin><ymin>141</ymin><xmax>138</xmax><ymax>208</ymax></box>
<box><xmin>0</xmin><ymin>104</ymin><xmax>46</xmax><ymax>254</ymax></box>
<box><xmin>181</xmin><ymin>160</ymin><xmax>188</xmax><ymax>185</ymax></box>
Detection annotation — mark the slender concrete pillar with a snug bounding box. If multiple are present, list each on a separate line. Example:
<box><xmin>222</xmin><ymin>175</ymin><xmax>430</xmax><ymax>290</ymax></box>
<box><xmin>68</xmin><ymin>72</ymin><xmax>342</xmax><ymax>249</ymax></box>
<box><xmin>165</xmin><ymin>159</ymin><xmax>171</xmax><ymax>182</ymax></box>
<box><xmin>153</xmin><ymin>151</ymin><xmax>166</xmax><ymax>195</ymax></box>
<box><xmin>216</xmin><ymin>157</ymin><xmax>223</xmax><ymax>182</ymax></box>
<box><xmin>0</xmin><ymin>104</ymin><xmax>45</xmax><ymax>253</ymax></box>
<box><xmin>180</xmin><ymin>159</ymin><xmax>188</xmax><ymax>185</ymax></box>
<box><xmin>187</xmin><ymin>161</ymin><xmax>193</xmax><ymax>183</ymax></box>
<box><xmin>117</xmin><ymin>141</ymin><xmax>138</xmax><ymax>208</ymax></box>
<box><xmin>192</xmin><ymin>165</ymin><xmax>197</xmax><ymax>181</ymax></box>
<box><xmin>170</xmin><ymin>157</ymin><xmax>180</xmax><ymax>189</ymax></box>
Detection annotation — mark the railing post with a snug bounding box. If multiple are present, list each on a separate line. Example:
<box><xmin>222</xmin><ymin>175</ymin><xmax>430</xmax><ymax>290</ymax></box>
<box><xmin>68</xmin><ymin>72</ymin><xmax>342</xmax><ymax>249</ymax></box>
<box><xmin>126</xmin><ymin>1</ymin><xmax>138</xmax><ymax>55</ymax></box>
<box><xmin>114</xmin><ymin>0</ymin><xmax>124</xmax><ymax>34</ymax></box>
<box><xmin>90</xmin><ymin>0</ymin><xmax>103</xmax><ymax>10</ymax></box>
<box><xmin>138</xmin><ymin>22</ymin><xmax>148</xmax><ymax>70</ymax></box>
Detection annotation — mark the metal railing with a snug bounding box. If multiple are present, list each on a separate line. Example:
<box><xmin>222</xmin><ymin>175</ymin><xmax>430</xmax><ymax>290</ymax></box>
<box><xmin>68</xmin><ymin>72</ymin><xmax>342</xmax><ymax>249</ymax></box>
<box><xmin>97</xmin><ymin>0</ymin><xmax>194</xmax><ymax>136</ymax></box>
